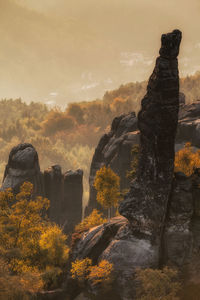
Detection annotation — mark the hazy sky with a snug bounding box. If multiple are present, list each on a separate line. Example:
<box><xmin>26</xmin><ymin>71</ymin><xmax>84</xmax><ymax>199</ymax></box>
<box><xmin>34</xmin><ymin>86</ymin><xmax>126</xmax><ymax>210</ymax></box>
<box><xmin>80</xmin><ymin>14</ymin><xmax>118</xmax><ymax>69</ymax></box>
<box><xmin>0</xmin><ymin>0</ymin><xmax>200</xmax><ymax>106</ymax></box>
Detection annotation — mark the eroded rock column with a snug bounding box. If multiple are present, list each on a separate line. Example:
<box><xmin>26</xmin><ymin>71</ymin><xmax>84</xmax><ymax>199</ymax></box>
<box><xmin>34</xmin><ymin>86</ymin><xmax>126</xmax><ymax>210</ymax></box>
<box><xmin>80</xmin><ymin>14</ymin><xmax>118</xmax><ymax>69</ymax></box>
<box><xmin>119</xmin><ymin>29</ymin><xmax>182</xmax><ymax>238</ymax></box>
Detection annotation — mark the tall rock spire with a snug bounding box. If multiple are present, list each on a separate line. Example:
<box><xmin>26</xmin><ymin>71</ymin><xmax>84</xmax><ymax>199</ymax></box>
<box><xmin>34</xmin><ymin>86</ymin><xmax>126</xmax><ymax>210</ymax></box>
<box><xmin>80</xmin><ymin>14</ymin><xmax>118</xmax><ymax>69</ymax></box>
<box><xmin>119</xmin><ymin>30</ymin><xmax>182</xmax><ymax>236</ymax></box>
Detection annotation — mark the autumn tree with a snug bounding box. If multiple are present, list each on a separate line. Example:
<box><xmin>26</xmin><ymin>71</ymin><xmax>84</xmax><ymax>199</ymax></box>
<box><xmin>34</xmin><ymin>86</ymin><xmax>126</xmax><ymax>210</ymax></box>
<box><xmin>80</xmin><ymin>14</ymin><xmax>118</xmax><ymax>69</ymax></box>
<box><xmin>71</xmin><ymin>258</ymin><xmax>114</xmax><ymax>291</ymax></box>
<box><xmin>88</xmin><ymin>260</ymin><xmax>114</xmax><ymax>290</ymax></box>
<box><xmin>94</xmin><ymin>166</ymin><xmax>121</xmax><ymax>219</ymax></box>
<box><xmin>71</xmin><ymin>258</ymin><xmax>92</xmax><ymax>285</ymax></box>
<box><xmin>75</xmin><ymin>209</ymin><xmax>107</xmax><ymax>233</ymax></box>
<box><xmin>175</xmin><ymin>142</ymin><xmax>200</xmax><ymax>176</ymax></box>
<box><xmin>41</xmin><ymin>109</ymin><xmax>76</xmax><ymax>136</ymax></box>
<box><xmin>0</xmin><ymin>182</ymin><xmax>69</xmax><ymax>291</ymax></box>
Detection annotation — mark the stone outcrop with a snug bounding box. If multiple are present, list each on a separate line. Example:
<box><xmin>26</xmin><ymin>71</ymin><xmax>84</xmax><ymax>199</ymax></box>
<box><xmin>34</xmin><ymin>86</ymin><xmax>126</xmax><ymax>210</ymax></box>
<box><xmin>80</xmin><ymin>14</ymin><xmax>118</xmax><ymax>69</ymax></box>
<box><xmin>69</xmin><ymin>165</ymin><xmax>200</xmax><ymax>299</ymax></box>
<box><xmin>85</xmin><ymin>92</ymin><xmax>199</xmax><ymax>218</ymax></box>
<box><xmin>85</xmin><ymin>112</ymin><xmax>139</xmax><ymax>216</ymax></box>
<box><xmin>1</xmin><ymin>144</ymin><xmax>83</xmax><ymax>234</ymax></box>
<box><xmin>62</xmin><ymin>169</ymin><xmax>83</xmax><ymax>233</ymax></box>
<box><xmin>44</xmin><ymin>165</ymin><xmax>63</xmax><ymax>224</ymax></box>
<box><xmin>176</xmin><ymin>101</ymin><xmax>200</xmax><ymax>148</ymax></box>
<box><xmin>69</xmin><ymin>30</ymin><xmax>189</xmax><ymax>300</ymax></box>
<box><xmin>71</xmin><ymin>216</ymin><xmax>159</xmax><ymax>299</ymax></box>
<box><xmin>119</xmin><ymin>29</ymin><xmax>182</xmax><ymax>237</ymax></box>
<box><xmin>1</xmin><ymin>143</ymin><xmax>44</xmax><ymax>195</ymax></box>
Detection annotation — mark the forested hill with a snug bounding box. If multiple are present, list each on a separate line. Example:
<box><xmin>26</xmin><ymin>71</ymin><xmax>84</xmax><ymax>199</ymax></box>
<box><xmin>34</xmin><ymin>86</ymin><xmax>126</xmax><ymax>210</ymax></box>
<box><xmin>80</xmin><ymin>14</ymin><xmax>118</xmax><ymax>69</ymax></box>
<box><xmin>0</xmin><ymin>72</ymin><xmax>199</xmax><ymax>201</ymax></box>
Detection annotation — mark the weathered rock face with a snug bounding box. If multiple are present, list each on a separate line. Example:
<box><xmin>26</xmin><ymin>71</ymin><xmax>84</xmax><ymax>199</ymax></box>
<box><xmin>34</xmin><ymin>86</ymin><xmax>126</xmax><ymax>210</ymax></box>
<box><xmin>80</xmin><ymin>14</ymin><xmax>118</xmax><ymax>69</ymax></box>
<box><xmin>70</xmin><ymin>169</ymin><xmax>200</xmax><ymax>300</ymax></box>
<box><xmin>176</xmin><ymin>101</ymin><xmax>200</xmax><ymax>148</ymax></box>
<box><xmin>69</xmin><ymin>30</ymin><xmax>193</xmax><ymax>300</ymax></box>
<box><xmin>119</xmin><ymin>29</ymin><xmax>182</xmax><ymax>237</ymax></box>
<box><xmin>1</xmin><ymin>143</ymin><xmax>44</xmax><ymax>195</ymax></box>
<box><xmin>85</xmin><ymin>112</ymin><xmax>139</xmax><ymax>216</ymax></box>
<box><xmin>71</xmin><ymin>216</ymin><xmax>159</xmax><ymax>300</ymax></box>
<box><xmin>43</xmin><ymin>167</ymin><xmax>83</xmax><ymax>233</ymax></box>
<box><xmin>1</xmin><ymin>144</ymin><xmax>83</xmax><ymax>234</ymax></box>
<box><xmin>43</xmin><ymin>165</ymin><xmax>63</xmax><ymax>224</ymax></box>
<box><xmin>163</xmin><ymin>172</ymin><xmax>194</xmax><ymax>267</ymax></box>
<box><xmin>62</xmin><ymin>169</ymin><xmax>83</xmax><ymax>233</ymax></box>
<box><xmin>85</xmin><ymin>94</ymin><xmax>200</xmax><ymax>218</ymax></box>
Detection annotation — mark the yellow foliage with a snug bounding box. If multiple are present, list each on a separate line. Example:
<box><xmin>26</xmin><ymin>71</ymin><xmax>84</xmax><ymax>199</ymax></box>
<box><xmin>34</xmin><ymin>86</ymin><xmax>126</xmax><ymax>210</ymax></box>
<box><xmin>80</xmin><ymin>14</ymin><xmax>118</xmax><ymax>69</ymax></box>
<box><xmin>71</xmin><ymin>258</ymin><xmax>92</xmax><ymax>283</ymax></box>
<box><xmin>175</xmin><ymin>142</ymin><xmax>200</xmax><ymax>176</ymax></box>
<box><xmin>0</xmin><ymin>182</ymin><xmax>49</xmax><ymax>256</ymax></box>
<box><xmin>94</xmin><ymin>166</ymin><xmax>121</xmax><ymax>211</ymax></box>
<box><xmin>39</xmin><ymin>224</ymin><xmax>69</xmax><ymax>267</ymax></box>
<box><xmin>71</xmin><ymin>258</ymin><xmax>114</xmax><ymax>290</ymax></box>
<box><xmin>75</xmin><ymin>209</ymin><xmax>107</xmax><ymax>233</ymax></box>
<box><xmin>0</xmin><ymin>182</ymin><xmax>70</xmax><ymax>291</ymax></box>
<box><xmin>88</xmin><ymin>260</ymin><xmax>113</xmax><ymax>286</ymax></box>
<box><xmin>136</xmin><ymin>267</ymin><xmax>181</xmax><ymax>300</ymax></box>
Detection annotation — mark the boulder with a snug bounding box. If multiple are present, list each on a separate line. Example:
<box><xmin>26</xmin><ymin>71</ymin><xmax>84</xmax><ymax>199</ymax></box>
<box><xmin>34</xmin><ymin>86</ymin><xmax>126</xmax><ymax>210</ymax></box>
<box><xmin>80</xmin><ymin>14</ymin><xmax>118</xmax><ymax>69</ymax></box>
<box><xmin>71</xmin><ymin>216</ymin><xmax>159</xmax><ymax>299</ymax></box>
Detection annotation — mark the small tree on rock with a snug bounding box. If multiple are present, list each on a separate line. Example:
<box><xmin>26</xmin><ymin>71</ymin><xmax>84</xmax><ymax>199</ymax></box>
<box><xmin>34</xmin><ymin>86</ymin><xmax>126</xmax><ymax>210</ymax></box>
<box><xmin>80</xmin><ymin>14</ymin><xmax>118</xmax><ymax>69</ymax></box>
<box><xmin>93</xmin><ymin>166</ymin><xmax>121</xmax><ymax>219</ymax></box>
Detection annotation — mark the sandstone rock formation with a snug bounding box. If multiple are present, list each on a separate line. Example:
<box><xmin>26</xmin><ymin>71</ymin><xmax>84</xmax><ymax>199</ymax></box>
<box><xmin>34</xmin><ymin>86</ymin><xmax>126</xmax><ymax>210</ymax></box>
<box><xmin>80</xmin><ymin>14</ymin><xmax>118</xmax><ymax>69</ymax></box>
<box><xmin>44</xmin><ymin>165</ymin><xmax>63</xmax><ymax>224</ymax></box>
<box><xmin>177</xmin><ymin>101</ymin><xmax>200</xmax><ymax>148</ymax></box>
<box><xmin>85</xmin><ymin>112</ymin><xmax>139</xmax><ymax>216</ymax></box>
<box><xmin>62</xmin><ymin>169</ymin><xmax>83</xmax><ymax>233</ymax></box>
<box><xmin>69</xmin><ymin>30</ymin><xmax>188</xmax><ymax>300</ymax></box>
<box><xmin>71</xmin><ymin>216</ymin><xmax>159</xmax><ymax>299</ymax></box>
<box><xmin>119</xmin><ymin>29</ymin><xmax>182</xmax><ymax>237</ymax></box>
<box><xmin>1</xmin><ymin>143</ymin><xmax>44</xmax><ymax>195</ymax></box>
<box><xmin>1</xmin><ymin>144</ymin><xmax>83</xmax><ymax>234</ymax></box>
<box><xmin>70</xmin><ymin>165</ymin><xmax>200</xmax><ymax>299</ymax></box>
<box><xmin>85</xmin><ymin>91</ymin><xmax>198</xmax><ymax>218</ymax></box>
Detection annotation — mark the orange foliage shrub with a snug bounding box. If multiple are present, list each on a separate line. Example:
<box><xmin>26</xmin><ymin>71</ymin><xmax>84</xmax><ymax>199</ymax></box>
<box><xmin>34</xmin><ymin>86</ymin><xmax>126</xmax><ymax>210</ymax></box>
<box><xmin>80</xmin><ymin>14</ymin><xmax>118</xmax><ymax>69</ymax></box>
<box><xmin>71</xmin><ymin>258</ymin><xmax>114</xmax><ymax>290</ymax></box>
<box><xmin>75</xmin><ymin>209</ymin><xmax>107</xmax><ymax>233</ymax></box>
<box><xmin>71</xmin><ymin>258</ymin><xmax>92</xmax><ymax>283</ymax></box>
<box><xmin>175</xmin><ymin>142</ymin><xmax>200</xmax><ymax>176</ymax></box>
<box><xmin>88</xmin><ymin>260</ymin><xmax>113</xmax><ymax>287</ymax></box>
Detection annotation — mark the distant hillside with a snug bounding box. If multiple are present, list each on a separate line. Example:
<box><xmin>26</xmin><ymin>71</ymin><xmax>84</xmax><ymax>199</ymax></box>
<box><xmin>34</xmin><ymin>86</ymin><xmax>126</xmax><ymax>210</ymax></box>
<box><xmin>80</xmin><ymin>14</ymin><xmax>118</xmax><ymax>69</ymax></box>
<box><xmin>0</xmin><ymin>71</ymin><xmax>199</xmax><ymax>200</ymax></box>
